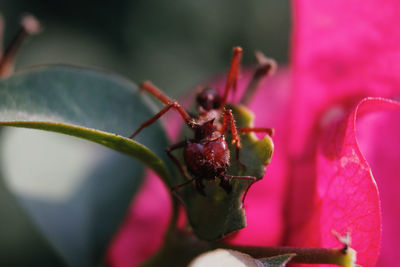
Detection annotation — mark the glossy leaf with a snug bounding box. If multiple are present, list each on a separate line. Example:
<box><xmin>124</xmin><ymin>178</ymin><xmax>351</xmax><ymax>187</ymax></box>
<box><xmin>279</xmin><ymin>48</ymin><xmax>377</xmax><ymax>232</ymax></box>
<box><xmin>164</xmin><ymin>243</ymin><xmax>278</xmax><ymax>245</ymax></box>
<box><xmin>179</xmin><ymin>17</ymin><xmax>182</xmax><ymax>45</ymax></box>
<box><xmin>0</xmin><ymin>65</ymin><xmax>171</xmax><ymax>266</ymax></box>
<box><xmin>2</xmin><ymin>129</ymin><xmax>149</xmax><ymax>267</ymax></box>
<box><xmin>0</xmin><ymin>65</ymin><xmax>171</xmax><ymax>181</ymax></box>
<box><xmin>174</xmin><ymin>105</ymin><xmax>273</xmax><ymax>241</ymax></box>
<box><xmin>0</xmin><ymin>165</ymin><xmax>66</xmax><ymax>266</ymax></box>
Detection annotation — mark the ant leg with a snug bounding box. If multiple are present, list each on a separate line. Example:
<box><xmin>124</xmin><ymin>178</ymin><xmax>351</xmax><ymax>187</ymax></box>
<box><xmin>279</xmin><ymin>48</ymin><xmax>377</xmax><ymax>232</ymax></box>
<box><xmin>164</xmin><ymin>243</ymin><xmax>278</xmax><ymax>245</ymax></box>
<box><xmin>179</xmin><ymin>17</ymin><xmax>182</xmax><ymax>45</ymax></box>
<box><xmin>140</xmin><ymin>81</ymin><xmax>193</xmax><ymax>125</ymax></box>
<box><xmin>171</xmin><ymin>177</ymin><xmax>198</xmax><ymax>203</ymax></box>
<box><xmin>171</xmin><ymin>177</ymin><xmax>196</xmax><ymax>192</ymax></box>
<box><xmin>238</xmin><ymin>127</ymin><xmax>275</xmax><ymax>137</ymax></box>
<box><xmin>136</xmin><ymin>81</ymin><xmax>194</xmax><ymax>124</ymax></box>
<box><xmin>140</xmin><ymin>81</ymin><xmax>193</xmax><ymax>124</ymax></box>
<box><xmin>171</xmin><ymin>177</ymin><xmax>206</xmax><ymax>197</ymax></box>
<box><xmin>220</xmin><ymin>47</ymin><xmax>243</xmax><ymax>108</ymax></box>
<box><xmin>220</xmin><ymin>109</ymin><xmax>246</xmax><ymax>169</ymax></box>
<box><xmin>0</xmin><ymin>15</ymin><xmax>40</xmax><ymax>77</ymax></box>
<box><xmin>139</xmin><ymin>81</ymin><xmax>174</xmax><ymax>106</ymax></box>
<box><xmin>165</xmin><ymin>140</ymin><xmax>192</xmax><ymax>181</ymax></box>
<box><xmin>240</xmin><ymin>51</ymin><xmax>277</xmax><ymax>105</ymax></box>
<box><xmin>221</xmin><ymin>173</ymin><xmax>257</xmax><ymax>203</ymax></box>
<box><xmin>220</xmin><ymin>109</ymin><xmax>241</xmax><ymax>147</ymax></box>
<box><xmin>129</xmin><ymin>101</ymin><xmax>194</xmax><ymax>139</ymax></box>
<box><xmin>131</xmin><ymin>103</ymin><xmax>174</xmax><ymax>138</ymax></box>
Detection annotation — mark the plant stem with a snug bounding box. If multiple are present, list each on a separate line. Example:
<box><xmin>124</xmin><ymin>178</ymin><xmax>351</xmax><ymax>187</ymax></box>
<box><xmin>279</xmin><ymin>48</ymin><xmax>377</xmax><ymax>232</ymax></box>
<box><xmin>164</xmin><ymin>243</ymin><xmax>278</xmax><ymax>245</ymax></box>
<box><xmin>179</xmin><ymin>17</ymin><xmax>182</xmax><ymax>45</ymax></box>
<box><xmin>142</xmin><ymin>229</ymin><xmax>357</xmax><ymax>267</ymax></box>
<box><xmin>0</xmin><ymin>14</ymin><xmax>40</xmax><ymax>77</ymax></box>
<box><xmin>219</xmin><ymin>243</ymin><xmax>356</xmax><ymax>266</ymax></box>
<box><xmin>166</xmin><ymin>195</ymin><xmax>180</xmax><ymax>232</ymax></box>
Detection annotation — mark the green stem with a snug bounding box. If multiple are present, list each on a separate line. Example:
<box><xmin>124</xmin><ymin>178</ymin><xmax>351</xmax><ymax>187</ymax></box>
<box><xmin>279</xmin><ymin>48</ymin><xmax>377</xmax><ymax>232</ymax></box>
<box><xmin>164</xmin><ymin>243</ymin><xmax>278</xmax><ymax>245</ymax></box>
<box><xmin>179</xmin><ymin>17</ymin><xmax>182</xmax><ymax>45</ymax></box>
<box><xmin>166</xmin><ymin>195</ymin><xmax>180</xmax><ymax>233</ymax></box>
<box><xmin>142</xmin><ymin>229</ymin><xmax>356</xmax><ymax>267</ymax></box>
<box><xmin>218</xmin><ymin>243</ymin><xmax>356</xmax><ymax>266</ymax></box>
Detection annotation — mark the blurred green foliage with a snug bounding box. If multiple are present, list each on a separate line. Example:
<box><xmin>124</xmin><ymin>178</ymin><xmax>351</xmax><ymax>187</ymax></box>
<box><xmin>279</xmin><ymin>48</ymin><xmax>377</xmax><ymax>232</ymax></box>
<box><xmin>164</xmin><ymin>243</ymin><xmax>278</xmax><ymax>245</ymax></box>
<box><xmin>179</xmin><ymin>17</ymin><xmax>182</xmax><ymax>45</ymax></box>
<box><xmin>1</xmin><ymin>0</ymin><xmax>290</xmax><ymax>97</ymax></box>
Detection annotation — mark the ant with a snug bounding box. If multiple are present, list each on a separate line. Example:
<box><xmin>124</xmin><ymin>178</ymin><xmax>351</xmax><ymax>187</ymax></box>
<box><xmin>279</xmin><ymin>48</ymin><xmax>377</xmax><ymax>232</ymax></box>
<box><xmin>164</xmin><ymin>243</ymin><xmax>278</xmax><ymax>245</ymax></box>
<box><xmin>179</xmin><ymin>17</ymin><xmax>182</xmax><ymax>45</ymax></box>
<box><xmin>130</xmin><ymin>47</ymin><xmax>275</xmax><ymax>198</ymax></box>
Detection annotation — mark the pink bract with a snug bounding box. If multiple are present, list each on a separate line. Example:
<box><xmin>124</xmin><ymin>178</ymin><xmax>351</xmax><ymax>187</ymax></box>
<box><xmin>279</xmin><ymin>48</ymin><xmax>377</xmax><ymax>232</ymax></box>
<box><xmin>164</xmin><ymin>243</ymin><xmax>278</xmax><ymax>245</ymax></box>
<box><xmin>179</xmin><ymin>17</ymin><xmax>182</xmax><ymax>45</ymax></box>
<box><xmin>289</xmin><ymin>0</ymin><xmax>400</xmax><ymax>265</ymax></box>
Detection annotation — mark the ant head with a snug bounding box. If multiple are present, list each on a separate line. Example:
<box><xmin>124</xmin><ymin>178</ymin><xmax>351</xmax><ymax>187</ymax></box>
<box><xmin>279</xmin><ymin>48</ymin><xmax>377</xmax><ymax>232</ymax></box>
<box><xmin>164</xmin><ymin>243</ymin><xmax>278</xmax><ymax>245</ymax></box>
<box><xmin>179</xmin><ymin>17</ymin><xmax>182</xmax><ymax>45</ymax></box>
<box><xmin>196</xmin><ymin>87</ymin><xmax>222</xmax><ymax>111</ymax></box>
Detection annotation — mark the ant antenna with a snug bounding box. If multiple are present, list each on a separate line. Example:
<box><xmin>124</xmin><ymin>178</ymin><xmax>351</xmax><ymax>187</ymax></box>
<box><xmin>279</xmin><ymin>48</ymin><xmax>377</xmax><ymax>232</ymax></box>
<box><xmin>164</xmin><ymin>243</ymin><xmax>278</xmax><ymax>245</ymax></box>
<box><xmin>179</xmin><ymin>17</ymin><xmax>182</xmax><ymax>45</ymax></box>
<box><xmin>220</xmin><ymin>46</ymin><xmax>242</xmax><ymax>108</ymax></box>
<box><xmin>0</xmin><ymin>14</ymin><xmax>41</xmax><ymax>77</ymax></box>
<box><xmin>240</xmin><ymin>51</ymin><xmax>277</xmax><ymax>105</ymax></box>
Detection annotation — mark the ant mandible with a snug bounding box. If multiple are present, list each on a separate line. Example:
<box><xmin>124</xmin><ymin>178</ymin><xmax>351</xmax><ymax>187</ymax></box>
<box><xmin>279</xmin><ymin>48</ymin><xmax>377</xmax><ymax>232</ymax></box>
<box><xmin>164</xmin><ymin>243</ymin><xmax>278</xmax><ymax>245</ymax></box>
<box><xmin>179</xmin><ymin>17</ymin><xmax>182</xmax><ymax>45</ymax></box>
<box><xmin>130</xmin><ymin>47</ymin><xmax>275</xmax><ymax>197</ymax></box>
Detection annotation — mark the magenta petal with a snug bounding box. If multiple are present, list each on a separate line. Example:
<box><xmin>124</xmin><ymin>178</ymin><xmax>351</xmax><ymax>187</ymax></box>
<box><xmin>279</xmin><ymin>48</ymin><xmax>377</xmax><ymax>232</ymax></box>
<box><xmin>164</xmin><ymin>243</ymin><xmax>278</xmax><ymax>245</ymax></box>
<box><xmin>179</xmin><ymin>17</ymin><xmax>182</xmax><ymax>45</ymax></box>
<box><xmin>289</xmin><ymin>0</ymin><xmax>400</xmax><ymax>240</ymax></box>
<box><xmin>290</xmin><ymin>98</ymin><xmax>400</xmax><ymax>266</ymax></box>
<box><xmin>292</xmin><ymin>0</ymin><xmax>400</xmax><ymax>155</ymax></box>
<box><xmin>292</xmin><ymin>1</ymin><xmax>400</xmax><ymax>264</ymax></box>
<box><xmin>356</xmin><ymin>102</ymin><xmax>400</xmax><ymax>266</ymax></box>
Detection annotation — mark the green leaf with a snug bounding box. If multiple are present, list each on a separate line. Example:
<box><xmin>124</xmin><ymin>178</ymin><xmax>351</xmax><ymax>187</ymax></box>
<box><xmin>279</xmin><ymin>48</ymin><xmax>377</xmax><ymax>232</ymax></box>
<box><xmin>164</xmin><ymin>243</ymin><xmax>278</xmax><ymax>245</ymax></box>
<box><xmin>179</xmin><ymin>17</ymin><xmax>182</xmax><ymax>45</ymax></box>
<box><xmin>258</xmin><ymin>254</ymin><xmax>296</xmax><ymax>267</ymax></box>
<box><xmin>0</xmin><ymin>65</ymin><xmax>172</xmax><ymax>266</ymax></box>
<box><xmin>0</xmin><ymin>164</ymin><xmax>67</xmax><ymax>267</ymax></box>
<box><xmin>0</xmin><ymin>65</ymin><xmax>171</xmax><ymax>181</ymax></box>
<box><xmin>2</xmin><ymin>128</ymin><xmax>148</xmax><ymax>266</ymax></box>
<box><xmin>173</xmin><ymin>105</ymin><xmax>274</xmax><ymax>240</ymax></box>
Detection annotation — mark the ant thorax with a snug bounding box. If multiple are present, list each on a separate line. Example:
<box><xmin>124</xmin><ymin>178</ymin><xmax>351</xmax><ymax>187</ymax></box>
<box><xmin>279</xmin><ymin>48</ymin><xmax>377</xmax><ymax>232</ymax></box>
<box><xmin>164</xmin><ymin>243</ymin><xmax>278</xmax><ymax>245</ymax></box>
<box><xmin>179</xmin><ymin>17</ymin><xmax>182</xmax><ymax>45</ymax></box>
<box><xmin>193</xmin><ymin>117</ymin><xmax>222</xmax><ymax>142</ymax></box>
<box><xmin>197</xmin><ymin>108</ymin><xmax>221</xmax><ymax>126</ymax></box>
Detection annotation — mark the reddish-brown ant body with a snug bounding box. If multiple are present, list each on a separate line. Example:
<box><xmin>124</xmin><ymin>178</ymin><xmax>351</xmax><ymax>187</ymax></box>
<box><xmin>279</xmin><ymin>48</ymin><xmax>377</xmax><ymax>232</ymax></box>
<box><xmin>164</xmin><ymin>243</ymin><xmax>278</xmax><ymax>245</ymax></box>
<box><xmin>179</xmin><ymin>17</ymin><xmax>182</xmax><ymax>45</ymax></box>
<box><xmin>130</xmin><ymin>47</ymin><xmax>275</xmax><ymax>197</ymax></box>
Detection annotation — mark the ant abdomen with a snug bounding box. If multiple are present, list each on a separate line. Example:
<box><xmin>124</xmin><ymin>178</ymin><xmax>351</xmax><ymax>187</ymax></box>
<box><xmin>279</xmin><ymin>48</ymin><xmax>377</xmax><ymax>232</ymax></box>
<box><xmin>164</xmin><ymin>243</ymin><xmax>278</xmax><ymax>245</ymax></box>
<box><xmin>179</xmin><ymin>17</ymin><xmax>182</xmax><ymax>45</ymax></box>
<box><xmin>183</xmin><ymin>136</ymin><xmax>230</xmax><ymax>179</ymax></box>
